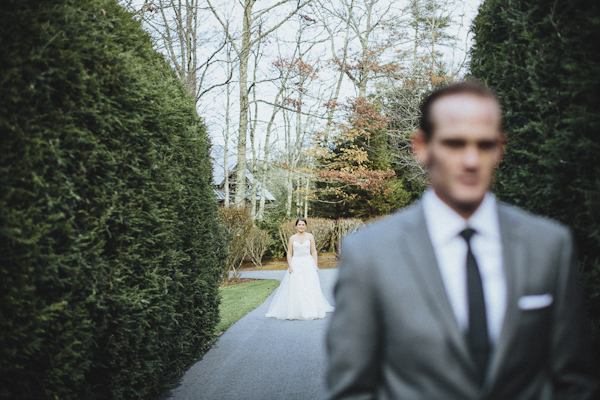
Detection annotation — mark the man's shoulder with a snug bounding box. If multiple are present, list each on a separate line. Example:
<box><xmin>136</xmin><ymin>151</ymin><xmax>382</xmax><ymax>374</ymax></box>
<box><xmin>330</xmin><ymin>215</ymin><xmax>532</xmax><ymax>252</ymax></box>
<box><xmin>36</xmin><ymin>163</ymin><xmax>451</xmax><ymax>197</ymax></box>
<box><xmin>338</xmin><ymin>203</ymin><xmax>423</xmax><ymax>267</ymax></box>
<box><xmin>345</xmin><ymin>202</ymin><xmax>422</xmax><ymax>242</ymax></box>
<box><xmin>497</xmin><ymin>202</ymin><xmax>571</xmax><ymax>237</ymax></box>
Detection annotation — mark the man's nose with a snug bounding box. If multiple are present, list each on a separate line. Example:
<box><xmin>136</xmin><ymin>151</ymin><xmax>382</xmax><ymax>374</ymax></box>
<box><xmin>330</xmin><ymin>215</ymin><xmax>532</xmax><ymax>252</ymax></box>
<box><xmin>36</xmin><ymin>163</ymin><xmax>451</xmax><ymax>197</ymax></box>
<box><xmin>463</xmin><ymin>146</ymin><xmax>480</xmax><ymax>167</ymax></box>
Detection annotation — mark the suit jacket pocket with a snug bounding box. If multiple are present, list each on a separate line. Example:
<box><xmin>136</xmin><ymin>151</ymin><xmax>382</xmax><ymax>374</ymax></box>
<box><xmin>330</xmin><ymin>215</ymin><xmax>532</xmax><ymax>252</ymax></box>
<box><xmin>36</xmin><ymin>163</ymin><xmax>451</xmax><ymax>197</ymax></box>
<box><xmin>510</xmin><ymin>293</ymin><xmax>554</xmax><ymax>371</ymax></box>
<box><xmin>518</xmin><ymin>293</ymin><xmax>553</xmax><ymax>310</ymax></box>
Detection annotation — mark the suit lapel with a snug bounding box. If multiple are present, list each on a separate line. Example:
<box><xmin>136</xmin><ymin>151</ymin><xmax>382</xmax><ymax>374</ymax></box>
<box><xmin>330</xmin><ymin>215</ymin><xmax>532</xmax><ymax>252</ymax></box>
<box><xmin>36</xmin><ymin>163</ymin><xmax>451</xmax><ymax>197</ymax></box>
<box><xmin>399</xmin><ymin>203</ymin><xmax>473</xmax><ymax>366</ymax></box>
<box><xmin>395</xmin><ymin>202</ymin><xmax>530</xmax><ymax>389</ymax></box>
<box><xmin>484</xmin><ymin>204</ymin><xmax>526</xmax><ymax>387</ymax></box>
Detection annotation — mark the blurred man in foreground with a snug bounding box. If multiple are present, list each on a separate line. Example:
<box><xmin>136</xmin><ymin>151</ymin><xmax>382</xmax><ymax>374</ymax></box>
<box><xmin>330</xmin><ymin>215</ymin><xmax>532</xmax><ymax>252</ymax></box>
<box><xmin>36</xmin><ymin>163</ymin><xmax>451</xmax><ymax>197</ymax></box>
<box><xmin>326</xmin><ymin>81</ymin><xmax>598</xmax><ymax>399</ymax></box>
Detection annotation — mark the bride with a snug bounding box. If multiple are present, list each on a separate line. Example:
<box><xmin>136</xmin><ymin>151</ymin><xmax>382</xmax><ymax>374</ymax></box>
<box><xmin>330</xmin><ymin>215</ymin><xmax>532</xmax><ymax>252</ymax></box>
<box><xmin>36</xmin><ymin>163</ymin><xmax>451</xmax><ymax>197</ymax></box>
<box><xmin>266</xmin><ymin>217</ymin><xmax>335</xmax><ymax>320</ymax></box>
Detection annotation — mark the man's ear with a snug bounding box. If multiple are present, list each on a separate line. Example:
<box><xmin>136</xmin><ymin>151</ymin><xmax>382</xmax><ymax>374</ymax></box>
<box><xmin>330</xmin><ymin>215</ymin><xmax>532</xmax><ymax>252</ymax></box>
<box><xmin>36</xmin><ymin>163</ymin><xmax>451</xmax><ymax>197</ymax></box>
<box><xmin>412</xmin><ymin>129</ymin><xmax>429</xmax><ymax>165</ymax></box>
<box><xmin>497</xmin><ymin>131</ymin><xmax>507</xmax><ymax>163</ymax></box>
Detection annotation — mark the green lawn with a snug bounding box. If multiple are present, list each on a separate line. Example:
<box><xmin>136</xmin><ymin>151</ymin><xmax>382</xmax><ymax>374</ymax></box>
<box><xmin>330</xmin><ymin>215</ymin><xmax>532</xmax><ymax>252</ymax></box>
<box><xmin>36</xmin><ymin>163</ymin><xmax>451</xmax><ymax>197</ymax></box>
<box><xmin>216</xmin><ymin>279</ymin><xmax>280</xmax><ymax>334</ymax></box>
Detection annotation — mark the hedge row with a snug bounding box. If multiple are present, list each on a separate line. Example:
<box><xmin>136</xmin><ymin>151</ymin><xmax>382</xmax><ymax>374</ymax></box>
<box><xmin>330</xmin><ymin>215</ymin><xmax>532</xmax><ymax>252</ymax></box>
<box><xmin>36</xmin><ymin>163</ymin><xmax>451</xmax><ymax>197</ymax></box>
<box><xmin>470</xmin><ymin>0</ymin><xmax>600</xmax><ymax>350</ymax></box>
<box><xmin>0</xmin><ymin>1</ymin><xmax>227</xmax><ymax>398</ymax></box>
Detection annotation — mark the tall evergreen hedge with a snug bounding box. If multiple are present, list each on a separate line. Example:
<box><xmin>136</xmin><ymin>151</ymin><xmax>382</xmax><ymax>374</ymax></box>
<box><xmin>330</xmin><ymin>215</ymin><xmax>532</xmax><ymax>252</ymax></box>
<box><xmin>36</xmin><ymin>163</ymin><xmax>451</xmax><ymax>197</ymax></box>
<box><xmin>0</xmin><ymin>0</ymin><xmax>227</xmax><ymax>398</ymax></box>
<box><xmin>469</xmin><ymin>0</ymin><xmax>600</xmax><ymax>351</ymax></box>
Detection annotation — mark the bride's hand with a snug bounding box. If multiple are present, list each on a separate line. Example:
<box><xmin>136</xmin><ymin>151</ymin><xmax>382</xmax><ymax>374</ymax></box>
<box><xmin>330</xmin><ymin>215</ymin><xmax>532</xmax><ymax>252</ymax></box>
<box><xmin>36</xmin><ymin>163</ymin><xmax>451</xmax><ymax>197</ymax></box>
<box><xmin>288</xmin><ymin>267</ymin><xmax>293</xmax><ymax>274</ymax></box>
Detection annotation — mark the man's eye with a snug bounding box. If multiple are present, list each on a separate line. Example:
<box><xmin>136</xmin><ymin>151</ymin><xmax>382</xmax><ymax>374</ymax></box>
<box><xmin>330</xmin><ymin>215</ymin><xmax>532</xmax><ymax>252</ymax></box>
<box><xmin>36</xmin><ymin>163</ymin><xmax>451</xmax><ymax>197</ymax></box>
<box><xmin>444</xmin><ymin>140</ymin><xmax>465</xmax><ymax>148</ymax></box>
<box><xmin>478</xmin><ymin>141</ymin><xmax>497</xmax><ymax>150</ymax></box>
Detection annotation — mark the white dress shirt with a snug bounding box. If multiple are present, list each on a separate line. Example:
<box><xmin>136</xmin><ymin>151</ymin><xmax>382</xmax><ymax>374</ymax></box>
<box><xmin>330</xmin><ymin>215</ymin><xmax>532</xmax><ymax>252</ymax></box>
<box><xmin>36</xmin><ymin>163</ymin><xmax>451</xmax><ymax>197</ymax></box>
<box><xmin>422</xmin><ymin>189</ymin><xmax>506</xmax><ymax>344</ymax></box>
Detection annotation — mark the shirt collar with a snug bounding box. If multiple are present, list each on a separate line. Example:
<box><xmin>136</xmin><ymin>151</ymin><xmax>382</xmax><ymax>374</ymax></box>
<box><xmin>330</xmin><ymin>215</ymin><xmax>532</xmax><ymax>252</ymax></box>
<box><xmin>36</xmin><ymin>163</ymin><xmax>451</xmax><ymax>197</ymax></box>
<box><xmin>422</xmin><ymin>189</ymin><xmax>500</xmax><ymax>245</ymax></box>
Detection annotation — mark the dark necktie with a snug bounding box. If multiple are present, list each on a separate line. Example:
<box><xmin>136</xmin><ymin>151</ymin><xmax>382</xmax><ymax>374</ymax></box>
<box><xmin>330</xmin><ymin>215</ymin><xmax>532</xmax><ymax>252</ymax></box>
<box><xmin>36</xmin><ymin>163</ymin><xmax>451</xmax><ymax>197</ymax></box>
<box><xmin>460</xmin><ymin>228</ymin><xmax>490</xmax><ymax>384</ymax></box>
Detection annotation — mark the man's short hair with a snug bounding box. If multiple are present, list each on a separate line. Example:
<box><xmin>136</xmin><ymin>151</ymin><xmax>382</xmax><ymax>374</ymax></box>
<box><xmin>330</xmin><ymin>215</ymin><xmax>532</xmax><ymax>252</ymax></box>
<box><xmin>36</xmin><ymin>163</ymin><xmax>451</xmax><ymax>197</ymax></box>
<box><xmin>419</xmin><ymin>80</ymin><xmax>500</xmax><ymax>140</ymax></box>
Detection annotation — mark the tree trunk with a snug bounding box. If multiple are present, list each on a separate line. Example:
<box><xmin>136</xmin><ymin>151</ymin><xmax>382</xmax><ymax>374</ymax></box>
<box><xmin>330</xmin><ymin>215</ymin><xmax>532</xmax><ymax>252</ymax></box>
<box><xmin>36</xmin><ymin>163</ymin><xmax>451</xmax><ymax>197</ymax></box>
<box><xmin>249</xmin><ymin>49</ymin><xmax>260</xmax><ymax>220</ymax></box>
<box><xmin>257</xmin><ymin>159</ymin><xmax>268</xmax><ymax>220</ymax></box>
<box><xmin>296</xmin><ymin>176</ymin><xmax>302</xmax><ymax>216</ymax></box>
<box><xmin>286</xmin><ymin>168</ymin><xmax>294</xmax><ymax>217</ymax></box>
<box><xmin>257</xmin><ymin>103</ymin><xmax>280</xmax><ymax>221</ymax></box>
<box><xmin>304</xmin><ymin>176</ymin><xmax>309</xmax><ymax>218</ymax></box>
<box><xmin>284</xmin><ymin>110</ymin><xmax>294</xmax><ymax>217</ymax></box>
<box><xmin>357</xmin><ymin>0</ymin><xmax>373</xmax><ymax>99</ymax></box>
<box><xmin>234</xmin><ymin>0</ymin><xmax>254</xmax><ymax>207</ymax></box>
<box><xmin>223</xmin><ymin>49</ymin><xmax>232</xmax><ymax>206</ymax></box>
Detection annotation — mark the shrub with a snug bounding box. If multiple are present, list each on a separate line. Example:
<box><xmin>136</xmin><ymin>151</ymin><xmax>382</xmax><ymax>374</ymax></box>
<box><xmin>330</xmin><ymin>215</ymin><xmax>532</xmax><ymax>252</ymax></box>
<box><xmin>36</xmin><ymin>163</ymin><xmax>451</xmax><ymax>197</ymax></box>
<box><xmin>470</xmin><ymin>0</ymin><xmax>600</xmax><ymax>355</ymax></box>
<box><xmin>255</xmin><ymin>212</ymin><xmax>289</xmax><ymax>258</ymax></box>
<box><xmin>218</xmin><ymin>207</ymin><xmax>252</xmax><ymax>279</ymax></box>
<box><xmin>309</xmin><ymin>218</ymin><xmax>336</xmax><ymax>252</ymax></box>
<box><xmin>278</xmin><ymin>220</ymin><xmax>298</xmax><ymax>255</ymax></box>
<box><xmin>0</xmin><ymin>0</ymin><xmax>226</xmax><ymax>398</ymax></box>
<box><xmin>335</xmin><ymin>218</ymin><xmax>365</xmax><ymax>257</ymax></box>
<box><xmin>246</xmin><ymin>227</ymin><xmax>271</xmax><ymax>267</ymax></box>
<box><xmin>278</xmin><ymin>218</ymin><xmax>336</xmax><ymax>254</ymax></box>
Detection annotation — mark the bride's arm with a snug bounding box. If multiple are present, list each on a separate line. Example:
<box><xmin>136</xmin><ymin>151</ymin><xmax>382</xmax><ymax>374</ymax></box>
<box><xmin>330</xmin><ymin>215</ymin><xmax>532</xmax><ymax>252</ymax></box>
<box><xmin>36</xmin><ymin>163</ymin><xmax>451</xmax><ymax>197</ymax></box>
<box><xmin>287</xmin><ymin>235</ymin><xmax>294</xmax><ymax>273</ymax></box>
<box><xmin>310</xmin><ymin>234</ymin><xmax>319</xmax><ymax>270</ymax></box>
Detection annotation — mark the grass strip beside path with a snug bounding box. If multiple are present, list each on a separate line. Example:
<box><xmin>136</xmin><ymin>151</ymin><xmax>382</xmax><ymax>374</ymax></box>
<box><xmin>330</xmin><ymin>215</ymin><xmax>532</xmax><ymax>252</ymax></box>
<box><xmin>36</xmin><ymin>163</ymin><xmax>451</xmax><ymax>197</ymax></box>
<box><xmin>216</xmin><ymin>279</ymin><xmax>280</xmax><ymax>335</ymax></box>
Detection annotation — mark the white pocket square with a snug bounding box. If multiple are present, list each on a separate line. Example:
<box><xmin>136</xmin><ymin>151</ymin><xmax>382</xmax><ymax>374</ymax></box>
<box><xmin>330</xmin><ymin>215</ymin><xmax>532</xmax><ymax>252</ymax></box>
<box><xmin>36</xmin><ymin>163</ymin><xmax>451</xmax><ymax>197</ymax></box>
<box><xmin>518</xmin><ymin>294</ymin><xmax>553</xmax><ymax>310</ymax></box>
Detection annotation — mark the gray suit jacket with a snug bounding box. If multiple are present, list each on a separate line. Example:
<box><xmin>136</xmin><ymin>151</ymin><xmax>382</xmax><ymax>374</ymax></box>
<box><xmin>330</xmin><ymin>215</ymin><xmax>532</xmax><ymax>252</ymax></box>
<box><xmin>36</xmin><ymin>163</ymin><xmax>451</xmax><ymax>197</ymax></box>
<box><xmin>326</xmin><ymin>201</ymin><xmax>598</xmax><ymax>400</ymax></box>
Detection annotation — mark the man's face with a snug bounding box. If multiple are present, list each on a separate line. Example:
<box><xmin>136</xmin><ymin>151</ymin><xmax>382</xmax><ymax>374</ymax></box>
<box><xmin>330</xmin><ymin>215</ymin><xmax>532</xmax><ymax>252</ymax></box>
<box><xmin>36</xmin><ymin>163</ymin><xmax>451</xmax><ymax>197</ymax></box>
<box><xmin>413</xmin><ymin>93</ymin><xmax>504</xmax><ymax>219</ymax></box>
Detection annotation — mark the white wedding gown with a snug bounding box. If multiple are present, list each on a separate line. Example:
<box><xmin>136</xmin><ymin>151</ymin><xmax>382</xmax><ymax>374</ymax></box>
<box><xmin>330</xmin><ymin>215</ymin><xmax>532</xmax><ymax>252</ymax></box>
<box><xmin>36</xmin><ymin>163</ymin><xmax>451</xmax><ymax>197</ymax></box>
<box><xmin>265</xmin><ymin>240</ymin><xmax>335</xmax><ymax>320</ymax></box>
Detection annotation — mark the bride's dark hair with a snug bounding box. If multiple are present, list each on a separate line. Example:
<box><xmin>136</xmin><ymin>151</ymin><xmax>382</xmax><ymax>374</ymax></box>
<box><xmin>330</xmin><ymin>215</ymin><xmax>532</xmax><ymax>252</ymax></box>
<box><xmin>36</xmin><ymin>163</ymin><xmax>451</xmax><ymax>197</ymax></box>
<box><xmin>295</xmin><ymin>217</ymin><xmax>307</xmax><ymax>226</ymax></box>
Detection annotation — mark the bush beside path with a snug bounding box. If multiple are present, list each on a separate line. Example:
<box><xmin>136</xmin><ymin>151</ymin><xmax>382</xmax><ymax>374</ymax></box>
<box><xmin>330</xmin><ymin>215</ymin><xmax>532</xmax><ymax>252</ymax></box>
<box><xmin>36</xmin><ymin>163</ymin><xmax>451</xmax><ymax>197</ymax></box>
<box><xmin>0</xmin><ymin>1</ymin><xmax>226</xmax><ymax>398</ymax></box>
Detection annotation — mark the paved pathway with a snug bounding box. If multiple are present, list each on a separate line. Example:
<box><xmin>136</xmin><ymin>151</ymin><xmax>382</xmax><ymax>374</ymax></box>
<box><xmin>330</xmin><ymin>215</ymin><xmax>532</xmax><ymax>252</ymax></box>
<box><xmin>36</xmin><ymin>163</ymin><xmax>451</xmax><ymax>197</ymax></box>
<box><xmin>156</xmin><ymin>269</ymin><xmax>338</xmax><ymax>400</ymax></box>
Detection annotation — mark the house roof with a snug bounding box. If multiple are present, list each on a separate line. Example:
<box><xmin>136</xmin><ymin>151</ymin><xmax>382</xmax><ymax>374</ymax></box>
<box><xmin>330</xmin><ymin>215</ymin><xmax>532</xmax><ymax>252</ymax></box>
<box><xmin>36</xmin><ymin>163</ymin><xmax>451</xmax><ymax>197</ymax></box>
<box><xmin>211</xmin><ymin>144</ymin><xmax>237</xmax><ymax>186</ymax></box>
<box><xmin>213</xmin><ymin>188</ymin><xmax>227</xmax><ymax>201</ymax></box>
<box><xmin>210</xmin><ymin>144</ymin><xmax>276</xmax><ymax>201</ymax></box>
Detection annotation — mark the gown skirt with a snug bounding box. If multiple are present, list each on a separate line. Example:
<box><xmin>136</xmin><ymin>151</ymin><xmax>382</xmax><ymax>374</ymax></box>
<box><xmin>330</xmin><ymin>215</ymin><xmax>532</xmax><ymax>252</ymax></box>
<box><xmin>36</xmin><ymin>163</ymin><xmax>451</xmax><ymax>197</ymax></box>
<box><xmin>265</xmin><ymin>240</ymin><xmax>335</xmax><ymax>320</ymax></box>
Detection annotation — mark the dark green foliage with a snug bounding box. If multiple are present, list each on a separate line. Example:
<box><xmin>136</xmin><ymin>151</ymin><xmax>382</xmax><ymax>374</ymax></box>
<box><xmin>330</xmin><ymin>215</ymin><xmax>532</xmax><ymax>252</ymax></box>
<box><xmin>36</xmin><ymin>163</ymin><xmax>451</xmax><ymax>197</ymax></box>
<box><xmin>313</xmin><ymin>178</ymin><xmax>413</xmax><ymax>220</ymax></box>
<box><xmin>0</xmin><ymin>0</ymin><xmax>227</xmax><ymax>398</ymax></box>
<box><xmin>256</xmin><ymin>213</ymin><xmax>289</xmax><ymax>258</ymax></box>
<box><xmin>470</xmin><ymin>0</ymin><xmax>600</xmax><ymax>352</ymax></box>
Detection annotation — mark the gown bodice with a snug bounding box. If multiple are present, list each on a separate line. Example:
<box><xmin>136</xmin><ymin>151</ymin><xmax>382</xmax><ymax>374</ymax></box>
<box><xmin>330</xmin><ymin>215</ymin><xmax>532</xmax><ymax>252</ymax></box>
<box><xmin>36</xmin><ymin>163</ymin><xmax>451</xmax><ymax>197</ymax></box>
<box><xmin>293</xmin><ymin>240</ymin><xmax>312</xmax><ymax>257</ymax></box>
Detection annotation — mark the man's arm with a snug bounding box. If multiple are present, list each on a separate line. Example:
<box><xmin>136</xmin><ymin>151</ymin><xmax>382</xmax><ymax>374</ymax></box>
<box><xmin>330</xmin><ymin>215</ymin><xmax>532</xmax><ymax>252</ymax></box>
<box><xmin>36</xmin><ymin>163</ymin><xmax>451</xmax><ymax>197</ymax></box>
<box><xmin>552</xmin><ymin>229</ymin><xmax>598</xmax><ymax>399</ymax></box>
<box><xmin>326</xmin><ymin>236</ymin><xmax>382</xmax><ymax>400</ymax></box>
